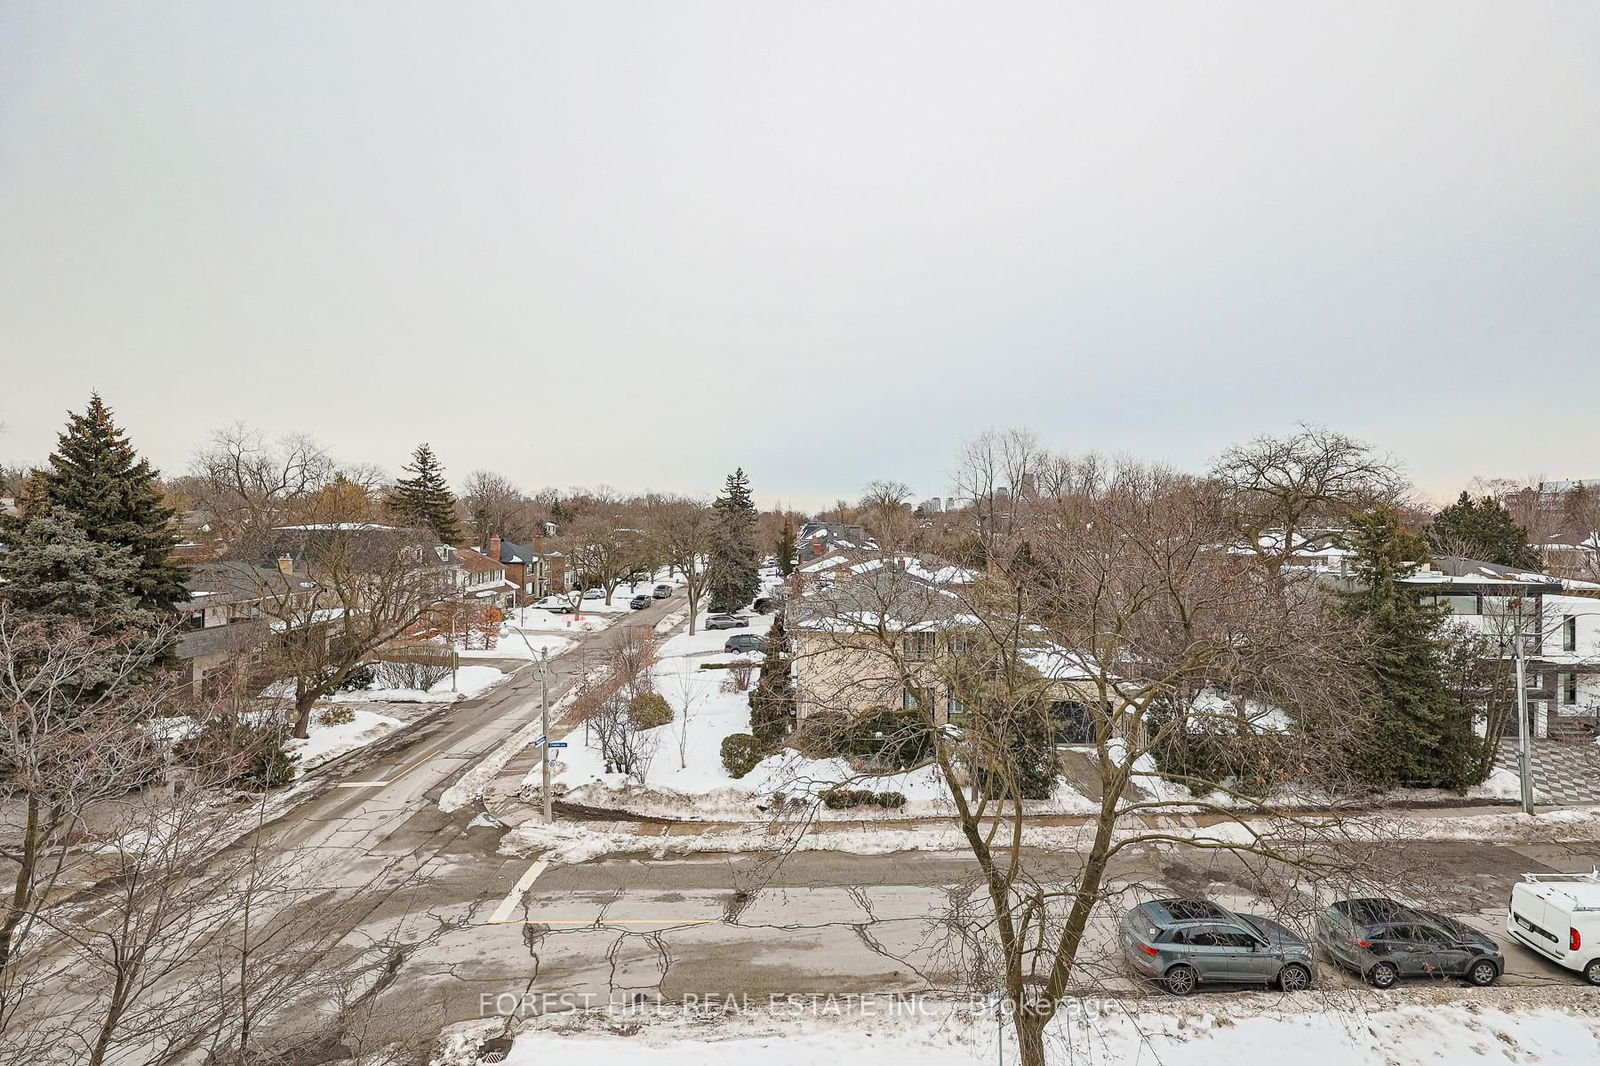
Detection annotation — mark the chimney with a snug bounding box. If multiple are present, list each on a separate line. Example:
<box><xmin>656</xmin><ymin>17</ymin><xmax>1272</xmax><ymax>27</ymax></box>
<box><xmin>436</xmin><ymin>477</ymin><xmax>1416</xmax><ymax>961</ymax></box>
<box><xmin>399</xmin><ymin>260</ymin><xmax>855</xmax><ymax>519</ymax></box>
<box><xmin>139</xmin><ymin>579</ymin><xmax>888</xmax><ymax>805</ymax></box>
<box><xmin>812</xmin><ymin>540</ymin><xmax>824</xmax><ymax>556</ymax></box>
<box><xmin>488</xmin><ymin>534</ymin><xmax>502</xmax><ymax>562</ymax></box>
<box><xmin>275</xmin><ymin>554</ymin><xmax>294</xmax><ymax>576</ymax></box>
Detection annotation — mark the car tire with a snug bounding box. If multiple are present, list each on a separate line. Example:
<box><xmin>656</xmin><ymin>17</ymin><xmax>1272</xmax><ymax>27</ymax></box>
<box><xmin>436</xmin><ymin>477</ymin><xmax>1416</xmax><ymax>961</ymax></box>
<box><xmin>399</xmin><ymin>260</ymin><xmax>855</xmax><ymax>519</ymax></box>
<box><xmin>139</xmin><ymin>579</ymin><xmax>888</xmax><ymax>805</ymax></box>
<box><xmin>1163</xmin><ymin>964</ymin><xmax>1197</xmax><ymax>996</ymax></box>
<box><xmin>1584</xmin><ymin>959</ymin><xmax>1600</xmax><ymax>986</ymax></box>
<box><xmin>1277</xmin><ymin>963</ymin><xmax>1312</xmax><ymax>992</ymax></box>
<box><xmin>1466</xmin><ymin>959</ymin><xmax>1499</xmax><ymax>987</ymax></box>
<box><xmin>1365</xmin><ymin>960</ymin><xmax>1398</xmax><ymax>989</ymax></box>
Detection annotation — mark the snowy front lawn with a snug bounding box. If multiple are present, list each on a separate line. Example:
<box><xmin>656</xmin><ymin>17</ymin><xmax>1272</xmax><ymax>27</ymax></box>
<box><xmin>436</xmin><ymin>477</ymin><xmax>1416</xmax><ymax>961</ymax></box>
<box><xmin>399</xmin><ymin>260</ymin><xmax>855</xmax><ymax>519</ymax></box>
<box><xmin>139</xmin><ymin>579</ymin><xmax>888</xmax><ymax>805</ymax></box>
<box><xmin>531</xmin><ymin>612</ymin><xmax>1091</xmax><ymax>819</ymax></box>
<box><xmin>329</xmin><ymin>664</ymin><xmax>508</xmax><ymax>704</ymax></box>
<box><xmin>285</xmin><ymin>708</ymin><xmax>404</xmax><ymax>770</ymax></box>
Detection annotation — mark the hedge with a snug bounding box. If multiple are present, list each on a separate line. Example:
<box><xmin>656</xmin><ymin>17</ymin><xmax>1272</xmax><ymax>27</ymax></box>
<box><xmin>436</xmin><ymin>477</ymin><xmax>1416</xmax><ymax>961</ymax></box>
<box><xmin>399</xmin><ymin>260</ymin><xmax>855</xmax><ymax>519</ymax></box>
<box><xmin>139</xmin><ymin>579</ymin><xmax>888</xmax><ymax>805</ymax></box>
<box><xmin>819</xmin><ymin>789</ymin><xmax>907</xmax><ymax>810</ymax></box>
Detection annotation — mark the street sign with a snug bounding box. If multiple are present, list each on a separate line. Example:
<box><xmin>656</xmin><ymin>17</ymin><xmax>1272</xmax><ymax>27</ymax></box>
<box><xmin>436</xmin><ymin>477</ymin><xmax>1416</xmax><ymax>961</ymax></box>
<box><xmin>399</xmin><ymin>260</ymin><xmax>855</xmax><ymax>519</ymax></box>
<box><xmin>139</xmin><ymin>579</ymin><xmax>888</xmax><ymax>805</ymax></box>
<box><xmin>547</xmin><ymin>741</ymin><xmax>568</xmax><ymax>749</ymax></box>
<box><xmin>532</xmin><ymin>735</ymin><xmax>547</xmax><ymax>746</ymax></box>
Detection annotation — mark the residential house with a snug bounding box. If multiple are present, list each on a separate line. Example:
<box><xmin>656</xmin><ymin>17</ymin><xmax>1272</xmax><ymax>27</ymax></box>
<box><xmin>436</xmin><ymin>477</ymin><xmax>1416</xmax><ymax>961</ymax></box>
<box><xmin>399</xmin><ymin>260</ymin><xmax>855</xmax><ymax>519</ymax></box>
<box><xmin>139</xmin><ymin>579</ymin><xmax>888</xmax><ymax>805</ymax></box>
<box><xmin>1396</xmin><ymin>555</ymin><xmax>1600</xmax><ymax>739</ymax></box>
<box><xmin>175</xmin><ymin>558</ymin><xmax>321</xmax><ymax>697</ymax></box>
<box><xmin>796</xmin><ymin>520</ymin><xmax>876</xmax><ymax>560</ymax></box>
<box><xmin>452</xmin><ymin>546</ymin><xmax>518</xmax><ymax>609</ymax></box>
<box><xmin>481</xmin><ymin>533</ymin><xmax>565</xmax><ymax>604</ymax></box>
<box><xmin>787</xmin><ymin>552</ymin><xmax>1109</xmax><ymax>743</ymax></box>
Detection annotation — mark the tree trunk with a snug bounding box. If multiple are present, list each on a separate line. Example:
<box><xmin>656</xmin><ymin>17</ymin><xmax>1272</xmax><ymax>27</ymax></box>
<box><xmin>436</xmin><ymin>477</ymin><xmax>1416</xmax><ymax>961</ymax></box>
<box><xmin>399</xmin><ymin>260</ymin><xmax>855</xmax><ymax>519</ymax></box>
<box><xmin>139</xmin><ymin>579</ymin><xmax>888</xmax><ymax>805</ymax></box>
<box><xmin>292</xmin><ymin>685</ymin><xmax>316</xmax><ymax>740</ymax></box>
<box><xmin>0</xmin><ymin>796</ymin><xmax>41</xmax><ymax>967</ymax></box>
<box><xmin>1014</xmin><ymin>1012</ymin><xmax>1048</xmax><ymax>1066</ymax></box>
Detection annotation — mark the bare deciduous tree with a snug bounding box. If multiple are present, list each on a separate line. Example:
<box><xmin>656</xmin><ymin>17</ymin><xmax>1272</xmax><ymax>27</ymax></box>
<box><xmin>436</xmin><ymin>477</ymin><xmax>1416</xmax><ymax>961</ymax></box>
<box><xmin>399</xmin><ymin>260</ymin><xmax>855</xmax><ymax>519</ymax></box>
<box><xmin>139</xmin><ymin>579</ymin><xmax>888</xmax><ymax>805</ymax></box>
<box><xmin>784</xmin><ymin>450</ymin><xmax>1377</xmax><ymax>1066</ymax></box>
<box><xmin>643</xmin><ymin>495</ymin><xmax>714</xmax><ymax>634</ymax></box>
<box><xmin>1211</xmin><ymin>423</ymin><xmax>1405</xmax><ymax>577</ymax></box>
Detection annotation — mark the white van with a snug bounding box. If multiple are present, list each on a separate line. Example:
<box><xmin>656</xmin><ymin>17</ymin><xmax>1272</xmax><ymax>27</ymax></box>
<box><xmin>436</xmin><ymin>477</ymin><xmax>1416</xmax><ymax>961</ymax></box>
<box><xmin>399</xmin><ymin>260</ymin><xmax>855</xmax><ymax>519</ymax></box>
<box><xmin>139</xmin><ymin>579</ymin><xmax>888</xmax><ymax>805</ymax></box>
<box><xmin>1506</xmin><ymin>872</ymin><xmax>1600</xmax><ymax>985</ymax></box>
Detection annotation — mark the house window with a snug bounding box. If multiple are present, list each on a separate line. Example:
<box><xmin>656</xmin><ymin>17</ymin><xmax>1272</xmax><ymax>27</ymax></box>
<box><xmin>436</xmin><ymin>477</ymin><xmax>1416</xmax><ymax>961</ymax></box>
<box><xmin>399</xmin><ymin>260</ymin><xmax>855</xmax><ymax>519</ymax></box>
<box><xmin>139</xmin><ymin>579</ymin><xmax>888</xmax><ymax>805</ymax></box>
<box><xmin>903</xmin><ymin>631</ymin><xmax>937</xmax><ymax>661</ymax></box>
<box><xmin>1563</xmin><ymin>616</ymin><xmax>1578</xmax><ymax>653</ymax></box>
<box><xmin>1560</xmin><ymin>672</ymin><xmax>1578</xmax><ymax>705</ymax></box>
<box><xmin>946</xmin><ymin>689</ymin><xmax>966</xmax><ymax>719</ymax></box>
<box><xmin>902</xmin><ymin>687</ymin><xmax>928</xmax><ymax>711</ymax></box>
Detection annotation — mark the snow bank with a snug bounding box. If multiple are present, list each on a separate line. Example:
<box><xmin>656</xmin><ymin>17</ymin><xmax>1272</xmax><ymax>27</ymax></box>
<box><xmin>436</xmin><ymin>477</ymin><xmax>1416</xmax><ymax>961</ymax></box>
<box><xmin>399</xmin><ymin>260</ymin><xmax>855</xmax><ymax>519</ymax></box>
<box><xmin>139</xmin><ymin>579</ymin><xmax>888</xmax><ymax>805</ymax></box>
<box><xmin>331</xmin><ymin>664</ymin><xmax>507</xmax><ymax>704</ymax></box>
<box><xmin>488</xmin><ymin>999</ymin><xmax>1600</xmax><ymax>1066</ymax></box>
<box><xmin>286</xmin><ymin>708</ymin><xmax>403</xmax><ymax>769</ymax></box>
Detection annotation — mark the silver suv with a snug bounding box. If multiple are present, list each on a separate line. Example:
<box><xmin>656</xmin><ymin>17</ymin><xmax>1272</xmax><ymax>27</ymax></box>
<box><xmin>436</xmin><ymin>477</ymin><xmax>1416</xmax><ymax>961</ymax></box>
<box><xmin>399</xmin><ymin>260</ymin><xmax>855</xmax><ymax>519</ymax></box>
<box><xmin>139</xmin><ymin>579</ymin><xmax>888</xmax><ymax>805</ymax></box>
<box><xmin>1120</xmin><ymin>898</ymin><xmax>1315</xmax><ymax>995</ymax></box>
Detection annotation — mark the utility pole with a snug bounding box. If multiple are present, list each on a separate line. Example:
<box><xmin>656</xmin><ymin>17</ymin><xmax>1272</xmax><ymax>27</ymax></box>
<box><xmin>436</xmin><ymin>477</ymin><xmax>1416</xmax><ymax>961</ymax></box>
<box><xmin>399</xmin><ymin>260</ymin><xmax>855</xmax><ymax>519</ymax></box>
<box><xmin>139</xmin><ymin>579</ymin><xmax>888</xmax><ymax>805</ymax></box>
<box><xmin>1514</xmin><ymin>610</ymin><xmax>1535</xmax><ymax>816</ymax></box>
<box><xmin>540</xmin><ymin>647</ymin><xmax>553</xmax><ymax>823</ymax></box>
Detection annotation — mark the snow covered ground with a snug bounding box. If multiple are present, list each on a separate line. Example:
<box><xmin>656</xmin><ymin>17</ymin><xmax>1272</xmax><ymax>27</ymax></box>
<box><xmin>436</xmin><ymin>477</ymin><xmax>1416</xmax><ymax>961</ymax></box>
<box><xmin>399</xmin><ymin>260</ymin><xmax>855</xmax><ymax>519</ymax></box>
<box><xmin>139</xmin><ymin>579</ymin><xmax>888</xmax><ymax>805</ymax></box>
<box><xmin>284</xmin><ymin>707</ymin><xmax>403</xmax><ymax>769</ymax></box>
<box><xmin>449</xmin><ymin>996</ymin><xmax>1600</xmax><ymax>1066</ymax></box>
<box><xmin>329</xmin><ymin>664</ymin><xmax>508</xmax><ymax>704</ymax></box>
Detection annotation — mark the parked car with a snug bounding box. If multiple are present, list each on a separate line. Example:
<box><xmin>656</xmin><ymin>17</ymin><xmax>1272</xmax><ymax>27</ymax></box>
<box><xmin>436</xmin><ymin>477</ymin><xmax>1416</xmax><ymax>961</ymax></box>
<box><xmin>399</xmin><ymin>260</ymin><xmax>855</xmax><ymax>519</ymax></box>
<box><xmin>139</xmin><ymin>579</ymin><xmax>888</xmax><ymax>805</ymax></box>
<box><xmin>533</xmin><ymin>595</ymin><xmax>573</xmax><ymax>613</ymax></box>
<box><xmin>1316</xmin><ymin>898</ymin><xmax>1503</xmax><ymax>988</ymax></box>
<box><xmin>1506</xmin><ymin>872</ymin><xmax>1600</xmax><ymax>985</ymax></box>
<box><xmin>629</xmin><ymin>594</ymin><xmax>652</xmax><ymax>610</ymax></box>
<box><xmin>704</xmin><ymin>613</ymin><xmax>749</xmax><ymax>630</ymax></box>
<box><xmin>1120</xmin><ymin>898</ymin><xmax>1314</xmax><ymax>995</ymax></box>
<box><xmin>724</xmin><ymin>634</ymin><xmax>768</xmax><ymax>654</ymax></box>
<box><xmin>652</xmin><ymin>584</ymin><xmax>673</xmax><ymax>598</ymax></box>
<box><xmin>582</xmin><ymin>588</ymin><xmax>604</xmax><ymax>600</ymax></box>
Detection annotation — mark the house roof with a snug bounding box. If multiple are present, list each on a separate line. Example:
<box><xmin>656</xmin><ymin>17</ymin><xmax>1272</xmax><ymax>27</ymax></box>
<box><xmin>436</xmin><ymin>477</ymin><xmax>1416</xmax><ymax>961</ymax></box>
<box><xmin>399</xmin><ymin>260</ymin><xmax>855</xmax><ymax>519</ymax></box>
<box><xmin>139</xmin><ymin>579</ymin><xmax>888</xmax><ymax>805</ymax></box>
<box><xmin>454</xmin><ymin>546</ymin><xmax>503</xmax><ymax>573</ymax></box>
<box><xmin>178</xmin><ymin>561</ymin><xmax>316</xmax><ymax>611</ymax></box>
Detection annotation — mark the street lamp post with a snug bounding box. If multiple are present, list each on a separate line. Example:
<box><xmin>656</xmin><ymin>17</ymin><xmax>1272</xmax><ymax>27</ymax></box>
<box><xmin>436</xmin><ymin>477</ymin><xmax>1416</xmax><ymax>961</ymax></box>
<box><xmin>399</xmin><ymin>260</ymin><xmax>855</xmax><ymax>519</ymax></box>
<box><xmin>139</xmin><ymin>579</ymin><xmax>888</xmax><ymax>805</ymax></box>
<box><xmin>1514</xmin><ymin>611</ymin><xmax>1535</xmax><ymax>816</ymax></box>
<box><xmin>540</xmin><ymin>647</ymin><xmax>552</xmax><ymax>823</ymax></box>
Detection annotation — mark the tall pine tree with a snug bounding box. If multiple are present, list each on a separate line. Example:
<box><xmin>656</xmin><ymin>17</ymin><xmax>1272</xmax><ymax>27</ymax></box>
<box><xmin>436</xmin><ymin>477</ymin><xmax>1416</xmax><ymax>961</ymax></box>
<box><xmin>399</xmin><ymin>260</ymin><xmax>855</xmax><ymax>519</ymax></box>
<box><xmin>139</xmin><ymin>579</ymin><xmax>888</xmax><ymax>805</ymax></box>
<box><xmin>1341</xmin><ymin>506</ymin><xmax>1476</xmax><ymax>790</ymax></box>
<box><xmin>774</xmin><ymin>519</ymin><xmax>797</xmax><ymax>578</ymax></box>
<box><xmin>387</xmin><ymin>443</ymin><xmax>463</xmax><ymax>544</ymax></box>
<box><xmin>36</xmin><ymin>394</ymin><xmax>186</xmax><ymax>611</ymax></box>
<box><xmin>1426</xmin><ymin>491</ymin><xmax>1540</xmax><ymax>569</ymax></box>
<box><xmin>707</xmin><ymin>467</ymin><xmax>759</xmax><ymax>612</ymax></box>
<box><xmin>749</xmin><ymin>611</ymin><xmax>795</xmax><ymax>748</ymax></box>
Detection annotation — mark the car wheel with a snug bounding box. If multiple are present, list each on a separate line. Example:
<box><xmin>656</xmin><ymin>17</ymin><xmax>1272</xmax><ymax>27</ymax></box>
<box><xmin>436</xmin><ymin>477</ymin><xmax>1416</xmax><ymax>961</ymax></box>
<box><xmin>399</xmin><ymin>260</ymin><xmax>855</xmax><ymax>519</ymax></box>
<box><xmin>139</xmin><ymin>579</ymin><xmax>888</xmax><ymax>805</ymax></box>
<box><xmin>1365</xmin><ymin>960</ymin><xmax>1398</xmax><ymax>989</ymax></box>
<box><xmin>1163</xmin><ymin>964</ymin><xmax>1197</xmax><ymax>996</ymax></box>
<box><xmin>1277</xmin><ymin>963</ymin><xmax>1312</xmax><ymax>992</ymax></box>
<box><xmin>1584</xmin><ymin>959</ymin><xmax>1600</xmax><ymax>987</ymax></box>
<box><xmin>1466</xmin><ymin>959</ymin><xmax>1499</xmax><ymax>987</ymax></box>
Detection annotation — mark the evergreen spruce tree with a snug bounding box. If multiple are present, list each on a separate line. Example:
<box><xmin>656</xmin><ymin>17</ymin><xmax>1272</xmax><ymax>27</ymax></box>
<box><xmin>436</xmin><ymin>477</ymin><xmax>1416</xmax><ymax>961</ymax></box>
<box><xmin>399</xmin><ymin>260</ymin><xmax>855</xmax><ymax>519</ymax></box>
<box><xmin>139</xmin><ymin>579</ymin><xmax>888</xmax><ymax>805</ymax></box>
<box><xmin>774</xmin><ymin>520</ymin><xmax>797</xmax><ymax>578</ymax></box>
<box><xmin>387</xmin><ymin>443</ymin><xmax>463</xmax><ymax>544</ymax></box>
<box><xmin>38</xmin><ymin>394</ymin><xmax>186</xmax><ymax>611</ymax></box>
<box><xmin>749</xmin><ymin>612</ymin><xmax>795</xmax><ymax>748</ymax></box>
<box><xmin>1426</xmin><ymin>491</ymin><xmax>1540</xmax><ymax>569</ymax></box>
<box><xmin>0</xmin><ymin>508</ymin><xmax>165</xmax><ymax>690</ymax></box>
<box><xmin>707</xmin><ymin>467</ymin><xmax>760</xmax><ymax>612</ymax></box>
<box><xmin>1342</xmin><ymin>506</ymin><xmax>1476</xmax><ymax>790</ymax></box>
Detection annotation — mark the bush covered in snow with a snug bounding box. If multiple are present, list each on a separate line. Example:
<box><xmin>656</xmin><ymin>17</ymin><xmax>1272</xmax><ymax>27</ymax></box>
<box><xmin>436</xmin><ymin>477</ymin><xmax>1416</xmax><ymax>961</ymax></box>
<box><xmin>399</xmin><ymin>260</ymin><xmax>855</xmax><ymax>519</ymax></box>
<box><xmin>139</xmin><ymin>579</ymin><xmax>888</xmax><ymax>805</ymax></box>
<box><xmin>720</xmin><ymin>733</ymin><xmax>761</xmax><ymax>778</ymax></box>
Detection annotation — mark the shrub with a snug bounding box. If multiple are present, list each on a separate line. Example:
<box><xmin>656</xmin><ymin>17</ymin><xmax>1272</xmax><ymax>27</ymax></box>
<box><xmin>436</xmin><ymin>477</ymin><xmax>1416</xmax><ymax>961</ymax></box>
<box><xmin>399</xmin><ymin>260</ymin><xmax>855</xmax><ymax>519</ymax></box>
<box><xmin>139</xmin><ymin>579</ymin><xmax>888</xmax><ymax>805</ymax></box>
<box><xmin>820</xmin><ymin>788</ymin><xmax>907</xmax><ymax>810</ymax></box>
<box><xmin>837</xmin><ymin>708</ymin><xmax>933</xmax><ymax>770</ymax></box>
<box><xmin>1151</xmin><ymin>724</ymin><xmax>1290</xmax><ymax>799</ymax></box>
<box><xmin>720</xmin><ymin>733</ymin><xmax>761</xmax><ymax>778</ymax></box>
<box><xmin>334</xmin><ymin>664</ymin><xmax>376</xmax><ymax>692</ymax></box>
<box><xmin>628</xmin><ymin>692</ymin><xmax>674</xmax><ymax>730</ymax></box>
<box><xmin>239</xmin><ymin>742</ymin><xmax>300</xmax><ymax>790</ymax></box>
<box><xmin>374</xmin><ymin>659</ymin><xmax>450</xmax><ymax>691</ymax></box>
<box><xmin>316</xmin><ymin>705</ymin><xmax>356</xmax><ymax>727</ymax></box>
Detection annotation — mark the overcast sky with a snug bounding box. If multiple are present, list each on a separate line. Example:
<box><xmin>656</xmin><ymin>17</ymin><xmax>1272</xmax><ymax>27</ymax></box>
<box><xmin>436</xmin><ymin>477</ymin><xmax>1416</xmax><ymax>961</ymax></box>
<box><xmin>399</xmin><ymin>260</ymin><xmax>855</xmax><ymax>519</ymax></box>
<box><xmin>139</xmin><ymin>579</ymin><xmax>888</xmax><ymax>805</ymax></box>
<box><xmin>2</xmin><ymin>3</ymin><xmax>1596</xmax><ymax>510</ymax></box>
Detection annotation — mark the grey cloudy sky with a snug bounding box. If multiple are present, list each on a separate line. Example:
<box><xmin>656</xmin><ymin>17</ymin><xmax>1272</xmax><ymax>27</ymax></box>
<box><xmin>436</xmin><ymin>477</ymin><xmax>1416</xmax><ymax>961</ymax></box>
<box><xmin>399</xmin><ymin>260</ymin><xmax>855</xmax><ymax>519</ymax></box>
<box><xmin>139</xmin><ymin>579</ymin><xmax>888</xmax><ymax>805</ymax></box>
<box><xmin>2</xmin><ymin>2</ymin><xmax>1597</xmax><ymax>510</ymax></box>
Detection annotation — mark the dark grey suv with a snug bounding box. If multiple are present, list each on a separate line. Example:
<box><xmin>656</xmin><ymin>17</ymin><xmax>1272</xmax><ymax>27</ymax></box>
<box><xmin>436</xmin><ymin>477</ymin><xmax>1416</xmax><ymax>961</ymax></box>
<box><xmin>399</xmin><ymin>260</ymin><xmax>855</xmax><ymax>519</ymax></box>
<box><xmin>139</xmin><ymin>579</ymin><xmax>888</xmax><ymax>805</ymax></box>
<box><xmin>1316</xmin><ymin>898</ymin><xmax>1502</xmax><ymax>988</ymax></box>
<box><xmin>1120</xmin><ymin>898</ymin><xmax>1315</xmax><ymax>995</ymax></box>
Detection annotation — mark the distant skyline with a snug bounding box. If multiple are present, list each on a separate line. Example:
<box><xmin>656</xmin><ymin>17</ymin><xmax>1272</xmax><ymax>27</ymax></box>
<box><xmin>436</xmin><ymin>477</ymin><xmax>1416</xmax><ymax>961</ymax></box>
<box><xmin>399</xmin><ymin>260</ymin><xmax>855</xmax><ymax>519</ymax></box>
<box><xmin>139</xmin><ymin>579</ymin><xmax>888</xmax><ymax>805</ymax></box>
<box><xmin>4</xmin><ymin>3</ymin><xmax>1597</xmax><ymax>512</ymax></box>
